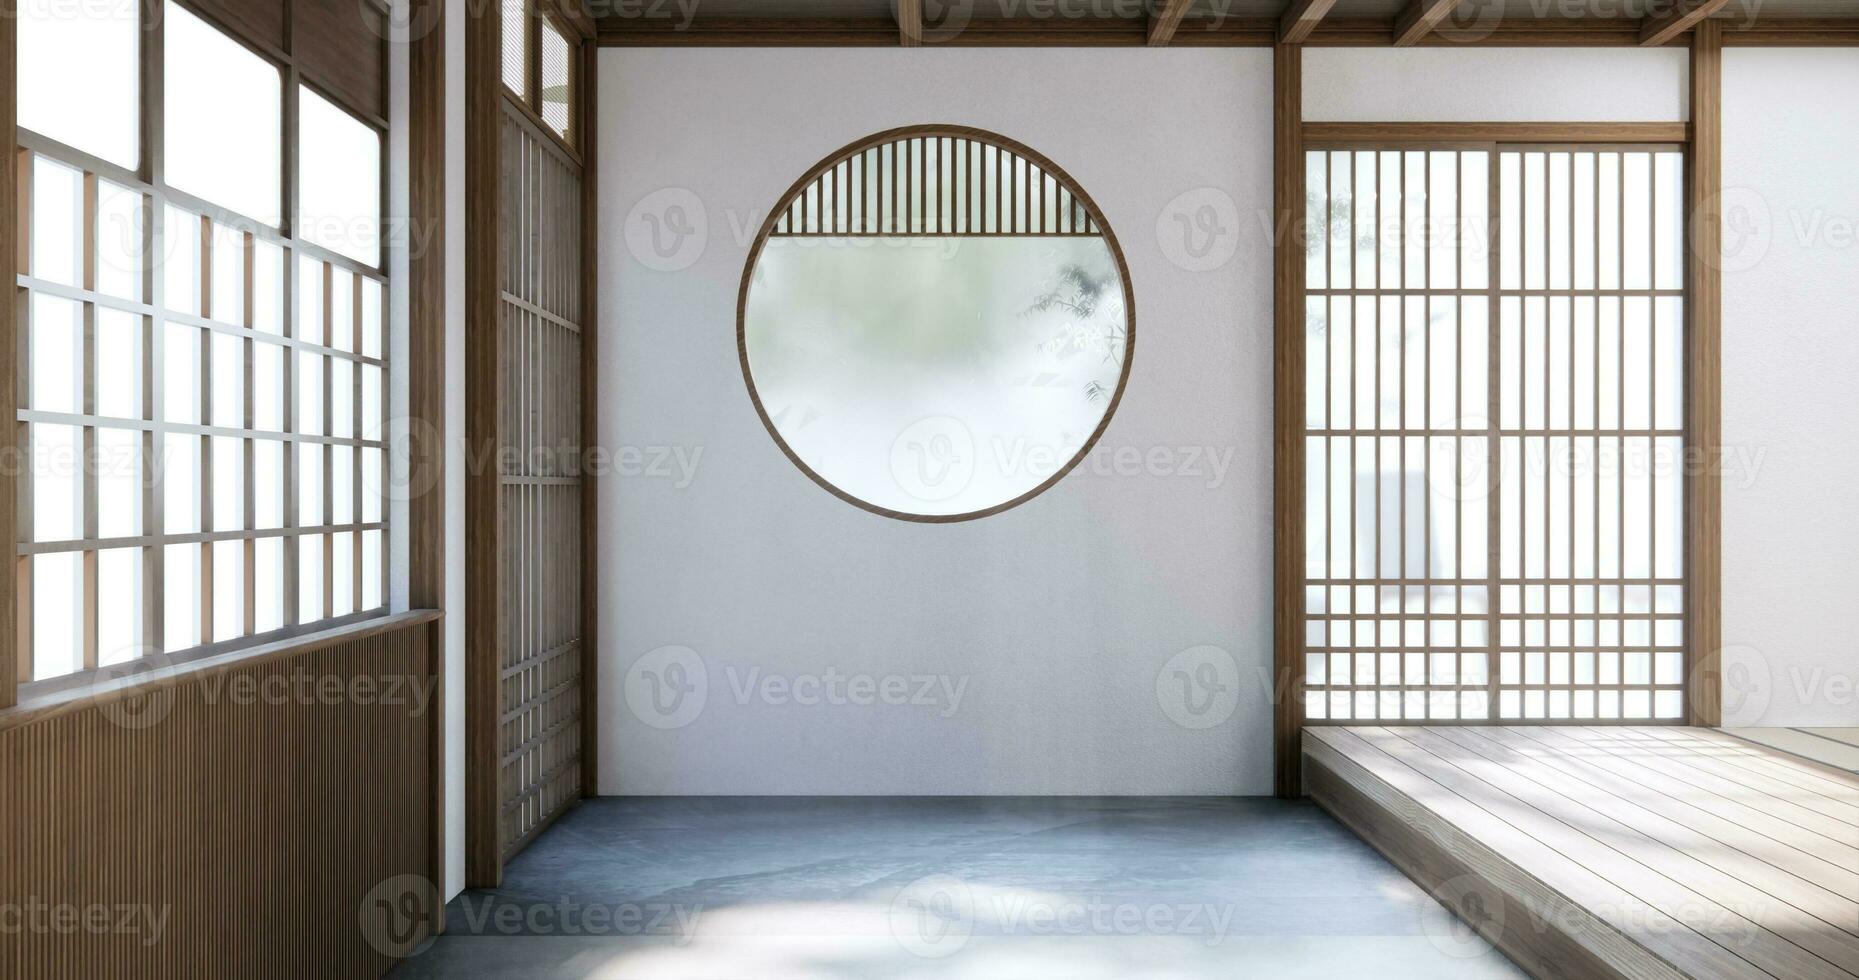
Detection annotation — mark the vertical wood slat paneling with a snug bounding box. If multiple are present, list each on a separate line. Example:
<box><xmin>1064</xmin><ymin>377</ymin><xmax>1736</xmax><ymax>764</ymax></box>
<box><xmin>0</xmin><ymin>614</ymin><xmax>440</xmax><ymax>977</ymax></box>
<box><xmin>1686</xmin><ymin>21</ymin><xmax>1722</xmax><ymax>726</ymax></box>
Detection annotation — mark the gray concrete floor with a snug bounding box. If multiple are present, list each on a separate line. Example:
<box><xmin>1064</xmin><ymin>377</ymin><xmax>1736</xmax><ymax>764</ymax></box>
<box><xmin>390</xmin><ymin>797</ymin><xmax>1525</xmax><ymax>978</ymax></box>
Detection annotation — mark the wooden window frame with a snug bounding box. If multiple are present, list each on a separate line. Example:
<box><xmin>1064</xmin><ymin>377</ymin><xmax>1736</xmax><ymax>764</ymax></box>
<box><xmin>8</xmin><ymin>0</ymin><xmax>394</xmax><ymax>700</ymax></box>
<box><xmin>1273</xmin><ymin>36</ymin><xmax>1722</xmax><ymax>796</ymax></box>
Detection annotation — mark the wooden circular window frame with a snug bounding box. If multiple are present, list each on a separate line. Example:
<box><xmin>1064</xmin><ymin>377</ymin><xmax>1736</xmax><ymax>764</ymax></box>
<box><xmin>736</xmin><ymin>124</ymin><xmax>1137</xmax><ymax>523</ymax></box>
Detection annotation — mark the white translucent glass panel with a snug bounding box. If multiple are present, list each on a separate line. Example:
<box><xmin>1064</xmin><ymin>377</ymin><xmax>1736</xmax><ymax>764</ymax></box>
<box><xmin>254</xmin><ymin>439</ymin><xmax>284</xmax><ymax>529</ymax></box>
<box><xmin>212</xmin><ymin>539</ymin><xmax>243</xmax><ymax>642</ymax></box>
<box><xmin>297</xmin><ymin>352</ymin><xmax>325</xmax><ymax>436</ymax></box>
<box><xmin>298</xmin><ymin>257</ymin><xmax>325</xmax><ymax>345</ymax></box>
<box><xmin>164</xmin><ymin>544</ymin><xmax>200</xmax><ymax>652</ymax></box>
<box><xmin>299</xmin><ymin>533</ymin><xmax>325</xmax><ymax>623</ymax></box>
<box><xmin>540</xmin><ymin>21</ymin><xmax>573</xmax><ymax>138</ymax></box>
<box><xmin>163</xmin><ymin>323</ymin><xmax>202</xmax><ymax>423</ymax></box>
<box><xmin>210</xmin><ymin>223</ymin><xmax>246</xmax><ymax>325</ymax></box>
<box><xmin>31</xmin><ymin>424</ymin><xmax>81</xmax><ymax>542</ymax></box>
<box><xmin>1304</xmin><ymin>144</ymin><xmax>1686</xmax><ymax>724</ymax></box>
<box><xmin>165</xmin><ymin>4</ymin><xmax>282</xmax><ymax>226</ymax></box>
<box><xmin>97</xmin><ymin>548</ymin><xmax>144</xmax><ymax>665</ymax></box>
<box><xmin>95</xmin><ymin>307</ymin><xmax>143</xmax><ymax>419</ymax></box>
<box><xmin>362</xmin><ymin>530</ymin><xmax>383</xmax><ymax>610</ymax></box>
<box><xmin>30</xmin><ymin>294</ymin><xmax>82</xmax><ymax>413</ymax></box>
<box><xmin>298</xmin><ymin>87</ymin><xmax>383</xmax><ymax>266</ymax></box>
<box><xmin>254</xmin><ymin>342</ymin><xmax>285</xmax><ymax>431</ymax></box>
<box><xmin>331</xmin><ymin>272</ymin><xmax>355</xmax><ymax>352</ymax></box>
<box><xmin>32</xmin><ymin>553</ymin><xmax>82</xmax><ymax>680</ymax></box>
<box><xmin>360</xmin><ymin>279</ymin><xmax>384</xmax><ymax>357</ymax></box>
<box><xmin>96</xmin><ymin>427</ymin><xmax>142</xmax><ymax>539</ymax></box>
<box><xmin>96</xmin><ymin>181</ymin><xmax>146</xmax><ymax>302</ymax></box>
<box><xmin>332</xmin><ymin>532</ymin><xmax>355</xmax><ymax>617</ymax></box>
<box><xmin>298</xmin><ymin>443</ymin><xmax>324</xmax><ymax>527</ymax></box>
<box><xmin>255</xmin><ymin>538</ymin><xmax>284</xmax><ymax>632</ymax></box>
<box><xmin>362</xmin><ymin>450</ymin><xmax>383</xmax><ymax>523</ymax></box>
<box><xmin>18</xmin><ymin>0</ymin><xmax>140</xmax><ymax>169</ymax></box>
<box><xmin>165</xmin><ymin>205</ymin><xmax>202</xmax><ymax>316</ymax></box>
<box><xmin>361</xmin><ymin>365</ymin><xmax>384</xmax><ymax>438</ymax></box>
<box><xmin>164</xmin><ymin>434</ymin><xmax>201</xmax><ymax>534</ymax></box>
<box><xmin>31</xmin><ymin>157</ymin><xmax>83</xmax><ymax>287</ymax></box>
<box><xmin>502</xmin><ymin>0</ymin><xmax>529</xmax><ymax>96</ymax></box>
<box><xmin>253</xmin><ymin>240</ymin><xmax>284</xmax><ymax>335</ymax></box>
<box><xmin>211</xmin><ymin>436</ymin><xmax>243</xmax><ymax>531</ymax></box>
<box><xmin>211</xmin><ymin>333</ymin><xmax>244</xmax><ymax>429</ymax></box>
<box><xmin>331</xmin><ymin>446</ymin><xmax>354</xmax><ymax>525</ymax></box>
<box><xmin>331</xmin><ymin>358</ymin><xmax>354</xmax><ymax>438</ymax></box>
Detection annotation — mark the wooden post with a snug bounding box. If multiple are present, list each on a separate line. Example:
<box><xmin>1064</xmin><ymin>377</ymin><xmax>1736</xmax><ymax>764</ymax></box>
<box><xmin>1</xmin><ymin>0</ymin><xmax>18</xmax><ymax>708</ymax></box>
<box><xmin>1273</xmin><ymin>41</ymin><xmax>1307</xmax><ymax>797</ymax></box>
<box><xmin>1687</xmin><ymin>20</ymin><xmax>1723</xmax><ymax>727</ymax></box>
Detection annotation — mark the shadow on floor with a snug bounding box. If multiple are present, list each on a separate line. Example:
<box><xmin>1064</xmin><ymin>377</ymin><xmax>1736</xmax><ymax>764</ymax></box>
<box><xmin>389</xmin><ymin>796</ymin><xmax>1523</xmax><ymax>979</ymax></box>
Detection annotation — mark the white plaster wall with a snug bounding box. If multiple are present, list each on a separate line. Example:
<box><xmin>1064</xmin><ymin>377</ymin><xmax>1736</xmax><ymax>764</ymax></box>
<box><xmin>1721</xmin><ymin>48</ymin><xmax>1859</xmax><ymax>727</ymax></box>
<box><xmin>1303</xmin><ymin>47</ymin><xmax>1689</xmax><ymax>122</ymax></box>
<box><xmin>598</xmin><ymin>48</ymin><xmax>1275</xmax><ymax>795</ymax></box>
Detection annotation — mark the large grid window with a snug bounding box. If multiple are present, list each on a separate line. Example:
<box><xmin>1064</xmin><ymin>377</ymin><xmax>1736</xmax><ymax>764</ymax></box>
<box><xmin>1301</xmin><ymin>143</ymin><xmax>1687</xmax><ymax>724</ymax></box>
<box><xmin>15</xmin><ymin>2</ymin><xmax>388</xmax><ymax>688</ymax></box>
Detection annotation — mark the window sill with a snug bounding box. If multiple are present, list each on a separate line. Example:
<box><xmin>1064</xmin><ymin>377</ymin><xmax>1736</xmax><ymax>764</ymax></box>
<box><xmin>0</xmin><ymin>608</ymin><xmax>443</xmax><ymax>734</ymax></box>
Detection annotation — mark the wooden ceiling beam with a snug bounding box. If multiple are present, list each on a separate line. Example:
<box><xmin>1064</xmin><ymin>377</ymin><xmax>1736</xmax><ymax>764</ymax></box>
<box><xmin>1392</xmin><ymin>0</ymin><xmax>1459</xmax><ymax>46</ymax></box>
<box><xmin>897</xmin><ymin>0</ymin><xmax>922</xmax><ymax>46</ymax></box>
<box><xmin>1279</xmin><ymin>0</ymin><xmax>1340</xmax><ymax>44</ymax></box>
<box><xmin>1641</xmin><ymin>0</ymin><xmax>1732</xmax><ymax>46</ymax></box>
<box><xmin>1147</xmin><ymin>0</ymin><xmax>1193</xmax><ymax>46</ymax></box>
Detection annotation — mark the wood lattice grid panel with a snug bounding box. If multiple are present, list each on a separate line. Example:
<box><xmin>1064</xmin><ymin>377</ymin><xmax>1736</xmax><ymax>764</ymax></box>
<box><xmin>14</xmin><ymin>137</ymin><xmax>388</xmax><ymax>695</ymax></box>
<box><xmin>1299</xmin><ymin>142</ymin><xmax>1687</xmax><ymax>725</ymax></box>
<box><xmin>496</xmin><ymin>100</ymin><xmax>584</xmax><ymax>858</ymax></box>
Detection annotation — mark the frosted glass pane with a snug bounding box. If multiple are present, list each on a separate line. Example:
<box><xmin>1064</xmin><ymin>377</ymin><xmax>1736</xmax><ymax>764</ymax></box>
<box><xmin>297</xmin><ymin>256</ymin><xmax>324</xmax><ymax>345</ymax></box>
<box><xmin>330</xmin><ymin>271</ymin><xmax>354</xmax><ymax>352</ymax></box>
<box><xmin>97</xmin><ymin>548</ymin><xmax>144</xmax><ymax>665</ymax></box>
<box><xmin>297</xmin><ymin>352</ymin><xmax>324</xmax><ymax>436</ymax></box>
<box><xmin>362</xmin><ymin>449</ymin><xmax>383</xmax><ymax>523</ymax></box>
<box><xmin>1622</xmin><ymin>153</ymin><xmax>1652</xmax><ymax>290</ymax></box>
<box><xmin>32</xmin><ymin>423</ymin><xmax>81</xmax><ymax>542</ymax></box>
<box><xmin>165</xmin><ymin>4</ymin><xmax>281</xmax><ymax>226</ymax></box>
<box><xmin>255</xmin><ymin>537</ymin><xmax>284</xmax><ymax>632</ymax></box>
<box><xmin>331</xmin><ymin>445</ymin><xmax>354</xmax><ymax>525</ymax></box>
<box><xmin>211</xmin><ymin>332</ymin><xmax>243</xmax><ymax>428</ymax></box>
<box><xmin>298</xmin><ymin>443</ymin><xmax>324</xmax><ymax>527</ymax></box>
<box><xmin>253</xmin><ymin>240</ymin><xmax>284</xmax><ymax>335</ymax></box>
<box><xmin>360</xmin><ymin>279</ymin><xmax>383</xmax><ymax>357</ymax></box>
<box><xmin>32</xmin><ymin>552</ymin><xmax>82</xmax><ymax>680</ymax></box>
<box><xmin>1461</xmin><ymin>152</ymin><xmax>1489</xmax><ymax>290</ymax></box>
<box><xmin>501</xmin><ymin>0</ymin><xmax>527</xmax><ymax>96</ymax></box>
<box><xmin>96</xmin><ymin>426</ymin><xmax>142</xmax><ymax>539</ymax></box>
<box><xmin>1428</xmin><ymin>151</ymin><xmax>1457</xmax><ymax>290</ymax></box>
<box><xmin>163</xmin><ymin>433</ymin><xmax>201</xmax><ymax>534</ymax></box>
<box><xmin>743</xmin><ymin>234</ymin><xmax>1130</xmax><ymax>516</ymax></box>
<box><xmin>31</xmin><ymin>156</ymin><xmax>82</xmax><ymax>286</ymax></box>
<box><xmin>212</xmin><ymin>539</ymin><xmax>243</xmax><ymax>642</ymax></box>
<box><xmin>164</xmin><ymin>205</ymin><xmax>201</xmax><ymax>316</ymax></box>
<box><xmin>361</xmin><ymin>364</ymin><xmax>383</xmax><ymax>438</ymax></box>
<box><xmin>1305</xmin><ymin>152</ymin><xmax>1327</xmax><ymax>290</ymax></box>
<box><xmin>163</xmin><ymin>324</ymin><xmax>201</xmax><ymax>423</ymax></box>
<box><xmin>362</xmin><ymin>529</ymin><xmax>382</xmax><ymax>610</ymax></box>
<box><xmin>298</xmin><ymin>533</ymin><xmax>325</xmax><ymax>623</ymax></box>
<box><xmin>254</xmin><ymin>439</ymin><xmax>283</xmax><ymax>529</ymax></box>
<box><xmin>212</xmin><ymin>435</ymin><xmax>242</xmax><ymax>531</ymax></box>
<box><xmin>210</xmin><ymin>223</ymin><xmax>245</xmax><ymax>325</ymax></box>
<box><xmin>30</xmin><ymin>293</ymin><xmax>81</xmax><ymax>413</ymax></box>
<box><xmin>332</xmin><ymin>532</ymin><xmax>354</xmax><ymax>617</ymax></box>
<box><xmin>18</xmin><ymin>0</ymin><xmax>139</xmax><ymax>169</ymax></box>
<box><xmin>96</xmin><ymin>181</ymin><xmax>146</xmax><ymax>302</ymax></box>
<box><xmin>1654</xmin><ymin>153</ymin><xmax>1683</xmax><ymax>291</ymax></box>
<box><xmin>95</xmin><ymin>307</ymin><xmax>142</xmax><ymax>419</ymax></box>
<box><xmin>164</xmin><ymin>544</ymin><xmax>201</xmax><ymax>651</ymax></box>
<box><xmin>254</xmin><ymin>342</ymin><xmax>284</xmax><ymax>431</ymax></box>
<box><xmin>330</xmin><ymin>358</ymin><xmax>354</xmax><ymax>439</ymax></box>
<box><xmin>298</xmin><ymin>87</ymin><xmax>382</xmax><ymax>266</ymax></box>
<box><xmin>541</xmin><ymin>20</ymin><xmax>572</xmax><ymax>137</ymax></box>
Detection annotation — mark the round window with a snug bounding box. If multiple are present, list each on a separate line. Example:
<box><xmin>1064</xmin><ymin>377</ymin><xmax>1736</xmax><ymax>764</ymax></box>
<box><xmin>739</xmin><ymin>126</ymin><xmax>1134</xmax><ymax>522</ymax></box>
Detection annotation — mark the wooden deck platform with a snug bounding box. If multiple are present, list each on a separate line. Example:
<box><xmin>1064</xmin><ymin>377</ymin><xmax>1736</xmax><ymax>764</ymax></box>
<box><xmin>1305</xmin><ymin>726</ymin><xmax>1859</xmax><ymax>980</ymax></box>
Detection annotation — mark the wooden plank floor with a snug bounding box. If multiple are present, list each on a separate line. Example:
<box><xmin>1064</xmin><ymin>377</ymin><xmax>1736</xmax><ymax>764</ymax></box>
<box><xmin>1306</xmin><ymin>726</ymin><xmax>1859</xmax><ymax>980</ymax></box>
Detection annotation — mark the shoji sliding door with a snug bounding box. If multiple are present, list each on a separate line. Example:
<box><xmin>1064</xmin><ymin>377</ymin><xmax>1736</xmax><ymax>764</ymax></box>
<box><xmin>1300</xmin><ymin>142</ymin><xmax>1689</xmax><ymax>725</ymax></box>
<box><xmin>468</xmin><ymin>1</ymin><xmax>595</xmax><ymax>882</ymax></box>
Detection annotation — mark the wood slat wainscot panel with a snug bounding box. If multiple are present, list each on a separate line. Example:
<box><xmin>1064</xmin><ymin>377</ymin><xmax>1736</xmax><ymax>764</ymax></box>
<box><xmin>0</xmin><ymin>612</ymin><xmax>442</xmax><ymax>978</ymax></box>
